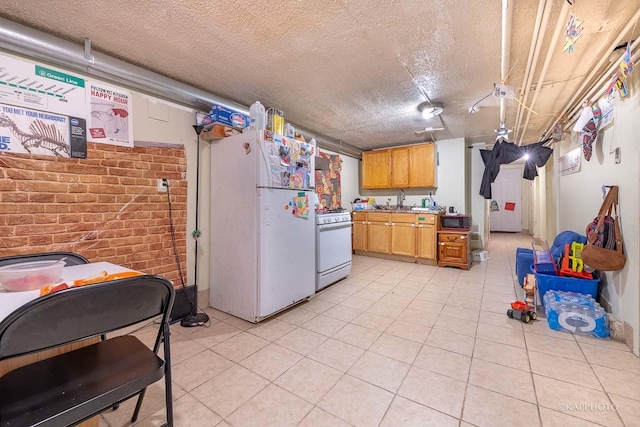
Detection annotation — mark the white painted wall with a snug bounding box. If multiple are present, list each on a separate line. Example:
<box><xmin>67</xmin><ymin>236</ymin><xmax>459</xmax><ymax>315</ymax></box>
<box><xmin>358</xmin><ymin>138</ymin><xmax>467</xmax><ymax>214</ymax></box>
<box><xmin>554</xmin><ymin>72</ymin><xmax>640</xmax><ymax>355</ymax></box>
<box><xmin>470</xmin><ymin>143</ymin><xmax>487</xmax><ymax>249</ymax></box>
<box><xmin>129</xmin><ymin>95</ymin><xmax>207</xmax><ymax>290</ymax></box>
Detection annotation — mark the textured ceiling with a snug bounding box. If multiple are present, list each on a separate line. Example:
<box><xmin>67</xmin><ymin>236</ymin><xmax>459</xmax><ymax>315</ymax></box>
<box><xmin>1</xmin><ymin>0</ymin><xmax>639</xmax><ymax>150</ymax></box>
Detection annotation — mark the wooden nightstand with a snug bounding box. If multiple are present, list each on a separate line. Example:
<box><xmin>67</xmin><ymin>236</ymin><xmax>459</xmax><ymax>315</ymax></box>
<box><xmin>437</xmin><ymin>229</ymin><xmax>472</xmax><ymax>270</ymax></box>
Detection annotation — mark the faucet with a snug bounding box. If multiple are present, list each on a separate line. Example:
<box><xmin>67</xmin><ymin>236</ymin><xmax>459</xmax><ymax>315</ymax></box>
<box><xmin>397</xmin><ymin>189</ymin><xmax>405</xmax><ymax>209</ymax></box>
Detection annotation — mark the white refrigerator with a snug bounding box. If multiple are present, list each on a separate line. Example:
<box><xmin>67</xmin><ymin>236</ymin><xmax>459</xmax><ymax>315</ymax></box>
<box><xmin>209</xmin><ymin>130</ymin><xmax>316</xmax><ymax>322</ymax></box>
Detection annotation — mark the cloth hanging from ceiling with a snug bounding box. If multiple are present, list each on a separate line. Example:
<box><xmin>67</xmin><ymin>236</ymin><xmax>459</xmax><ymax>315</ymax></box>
<box><xmin>479</xmin><ymin>139</ymin><xmax>553</xmax><ymax>199</ymax></box>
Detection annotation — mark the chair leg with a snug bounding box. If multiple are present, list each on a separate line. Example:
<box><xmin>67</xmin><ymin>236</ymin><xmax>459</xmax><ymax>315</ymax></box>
<box><xmin>163</xmin><ymin>323</ymin><xmax>174</xmax><ymax>426</ymax></box>
<box><xmin>131</xmin><ymin>389</ymin><xmax>146</xmax><ymax>422</ymax></box>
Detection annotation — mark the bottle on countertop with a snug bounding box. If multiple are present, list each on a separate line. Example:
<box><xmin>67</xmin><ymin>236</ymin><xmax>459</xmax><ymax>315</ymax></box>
<box><xmin>249</xmin><ymin>101</ymin><xmax>266</xmax><ymax>131</ymax></box>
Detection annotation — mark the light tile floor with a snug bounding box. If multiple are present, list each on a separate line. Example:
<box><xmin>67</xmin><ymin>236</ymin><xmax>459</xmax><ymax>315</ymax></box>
<box><xmin>100</xmin><ymin>233</ymin><xmax>640</xmax><ymax>427</ymax></box>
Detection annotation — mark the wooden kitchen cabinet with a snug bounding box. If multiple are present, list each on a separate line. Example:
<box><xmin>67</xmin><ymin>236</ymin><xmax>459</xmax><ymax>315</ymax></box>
<box><xmin>390</xmin><ymin>147</ymin><xmax>410</xmax><ymax>188</ymax></box>
<box><xmin>389</xmin><ymin>213</ymin><xmax>416</xmax><ymax>257</ymax></box>
<box><xmin>409</xmin><ymin>143</ymin><xmax>436</xmax><ymax>187</ymax></box>
<box><xmin>438</xmin><ymin>230</ymin><xmax>471</xmax><ymax>270</ymax></box>
<box><xmin>416</xmin><ymin>214</ymin><xmax>436</xmax><ymax>260</ymax></box>
<box><xmin>361</xmin><ymin>143</ymin><xmax>436</xmax><ymax>189</ymax></box>
<box><xmin>352</xmin><ymin>212</ymin><xmax>368</xmax><ymax>252</ymax></box>
<box><xmin>367</xmin><ymin>212</ymin><xmax>390</xmax><ymax>253</ymax></box>
<box><xmin>362</xmin><ymin>150</ymin><xmax>391</xmax><ymax>189</ymax></box>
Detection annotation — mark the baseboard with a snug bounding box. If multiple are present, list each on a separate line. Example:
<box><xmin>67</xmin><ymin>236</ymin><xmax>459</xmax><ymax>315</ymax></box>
<box><xmin>170</xmin><ymin>285</ymin><xmax>196</xmax><ymax>323</ymax></box>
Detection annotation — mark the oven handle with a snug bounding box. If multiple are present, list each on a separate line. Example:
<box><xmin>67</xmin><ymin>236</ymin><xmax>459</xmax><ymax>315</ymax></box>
<box><xmin>318</xmin><ymin>222</ymin><xmax>354</xmax><ymax>232</ymax></box>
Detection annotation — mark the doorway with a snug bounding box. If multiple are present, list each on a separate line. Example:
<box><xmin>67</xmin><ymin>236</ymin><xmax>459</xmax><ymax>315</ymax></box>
<box><xmin>490</xmin><ymin>167</ymin><xmax>523</xmax><ymax>232</ymax></box>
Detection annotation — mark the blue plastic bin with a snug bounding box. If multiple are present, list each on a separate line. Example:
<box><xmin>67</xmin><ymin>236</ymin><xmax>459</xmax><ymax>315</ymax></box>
<box><xmin>530</xmin><ymin>264</ymin><xmax>600</xmax><ymax>306</ymax></box>
<box><xmin>515</xmin><ymin>248</ymin><xmax>534</xmax><ymax>287</ymax></box>
<box><xmin>515</xmin><ymin>231</ymin><xmax>587</xmax><ymax>287</ymax></box>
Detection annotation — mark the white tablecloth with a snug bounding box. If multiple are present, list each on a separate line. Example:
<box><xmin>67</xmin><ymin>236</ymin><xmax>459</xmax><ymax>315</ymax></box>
<box><xmin>0</xmin><ymin>262</ymin><xmax>134</xmax><ymax>323</ymax></box>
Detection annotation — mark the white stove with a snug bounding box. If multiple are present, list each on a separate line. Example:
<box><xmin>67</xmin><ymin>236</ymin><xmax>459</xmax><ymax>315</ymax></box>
<box><xmin>315</xmin><ymin>210</ymin><xmax>353</xmax><ymax>291</ymax></box>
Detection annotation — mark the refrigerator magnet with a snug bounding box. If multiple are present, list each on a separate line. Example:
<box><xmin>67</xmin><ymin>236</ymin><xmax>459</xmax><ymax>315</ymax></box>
<box><xmin>243</xmin><ymin>142</ymin><xmax>251</xmax><ymax>154</ymax></box>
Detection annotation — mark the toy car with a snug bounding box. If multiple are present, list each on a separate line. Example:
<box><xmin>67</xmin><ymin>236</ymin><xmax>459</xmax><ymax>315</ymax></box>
<box><xmin>507</xmin><ymin>300</ymin><xmax>537</xmax><ymax>323</ymax></box>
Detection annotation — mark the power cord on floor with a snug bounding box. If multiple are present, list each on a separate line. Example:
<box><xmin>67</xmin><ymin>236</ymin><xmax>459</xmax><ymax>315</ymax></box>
<box><xmin>165</xmin><ymin>181</ymin><xmax>194</xmax><ymax>310</ymax></box>
<box><xmin>165</xmin><ymin>179</ymin><xmax>211</xmax><ymax>326</ymax></box>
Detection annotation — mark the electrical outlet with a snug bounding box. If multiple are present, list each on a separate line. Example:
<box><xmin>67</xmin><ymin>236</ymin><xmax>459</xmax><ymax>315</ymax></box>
<box><xmin>157</xmin><ymin>178</ymin><xmax>168</xmax><ymax>192</ymax></box>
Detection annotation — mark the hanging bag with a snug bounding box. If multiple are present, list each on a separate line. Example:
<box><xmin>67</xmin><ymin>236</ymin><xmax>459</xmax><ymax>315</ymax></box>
<box><xmin>581</xmin><ymin>186</ymin><xmax>626</xmax><ymax>271</ymax></box>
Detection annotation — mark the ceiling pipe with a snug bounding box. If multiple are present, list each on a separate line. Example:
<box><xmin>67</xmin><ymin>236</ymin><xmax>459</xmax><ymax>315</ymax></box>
<box><xmin>542</xmin><ymin>7</ymin><xmax>640</xmax><ymax>140</ymax></box>
<box><xmin>0</xmin><ymin>17</ymin><xmax>362</xmax><ymax>158</ymax></box>
<box><xmin>499</xmin><ymin>0</ymin><xmax>513</xmax><ymax>125</ymax></box>
<box><xmin>517</xmin><ymin>0</ymin><xmax>570</xmax><ymax>145</ymax></box>
<box><xmin>514</xmin><ymin>0</ymin><xmax>551</xmax><ymax>142</ymax></box>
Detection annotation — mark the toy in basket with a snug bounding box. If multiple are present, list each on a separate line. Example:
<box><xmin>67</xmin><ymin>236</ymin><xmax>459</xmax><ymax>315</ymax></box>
<box><xmin>532</xmin><ymin>241</ymin><xmax>557</xmax><ymax>276</ymax></box>
<box><xmin>507</xmin><ymin>273</ymin><xmax>537</xmax><ymax>323</ymax></box>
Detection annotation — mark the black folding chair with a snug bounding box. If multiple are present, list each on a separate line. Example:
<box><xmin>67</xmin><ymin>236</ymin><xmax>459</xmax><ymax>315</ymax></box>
<box><xmin>0</xmin><ymin>251</ymin><xmax>90</xmax><ymax>268</ymax></box>
<box><xmin>0</xmin><ymin>275</ymin><xmax>175</xmax><ymax>427</ymax></box>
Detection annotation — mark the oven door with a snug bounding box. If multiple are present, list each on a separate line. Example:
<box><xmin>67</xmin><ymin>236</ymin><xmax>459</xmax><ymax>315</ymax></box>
<box><xmin>316</xmin><ymin>222</ymin><xmax>353</xmax><ymax>273</ymax></box>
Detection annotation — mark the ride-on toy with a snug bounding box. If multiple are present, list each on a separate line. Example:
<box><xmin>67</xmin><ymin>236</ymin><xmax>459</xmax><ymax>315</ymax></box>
<box><xmin>507</xmin><ymin>300</ymin><xmax>537</xmax><ymax>323</ymax></box>
<box><xmin>507</xmin><ymin>272</ymin><xmax>538</xmax><ymax>323</ymax></box>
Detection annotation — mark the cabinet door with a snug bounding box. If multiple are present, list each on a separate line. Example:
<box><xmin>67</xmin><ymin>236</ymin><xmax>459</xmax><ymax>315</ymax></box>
<box><xmin>390</xmin><ymin>222</ymin><xmax>416</xmax><ymax>257</ymax></box>
<box><xmin>391</xmin><ymin>147</ymin><xmax>410</xmax><ymax>188</ymax></box>
<box><xmin>439</xmin><ymin>241</ymin><xmax>466</xmax><ymax>263</ymax></box>
<box><xmin>367</xmin><ymin>221</ymin><xmax>390</xmax><ymax>253</ymax></box>
<box><xmin>353</xmin><ymin>219</ymin><xmax>368</xmax><ymax>251</ymax></box>
<box><xmin>409</xmin><ymin>144</ymin><xmax>435</xmax><ymax>187</ymax></box>
<box><xmin>362</xmin><ymin>150</ymin><xmax>391</xmax><ymax>189</ymax></box>
<box><xmin>417</xmin><ymin>224</ymin><xmax>435</xmax><ymax>259</ymax></box>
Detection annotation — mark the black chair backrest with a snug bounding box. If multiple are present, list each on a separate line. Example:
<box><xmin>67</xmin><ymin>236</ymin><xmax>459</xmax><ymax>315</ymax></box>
<box><xmin>0</xmin><ymin>275</ymin><xmax>175</xmax><ymax>360</ymax></box>
<box><xmin>0</xmin><ymin>251</ymin><xmax>90</xmax><ymax>268</ymax></box>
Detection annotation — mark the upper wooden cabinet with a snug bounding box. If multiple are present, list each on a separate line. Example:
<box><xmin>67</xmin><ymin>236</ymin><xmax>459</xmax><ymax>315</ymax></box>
<box><xmin>409</xmin><ymin>143</ymin><xmax>436</xmax><ymax>187</ymax></box>
<box><xmin>362</xmin><ymin>143</ymin><xmax>436</xmax><ymax>189</ymax></box>
<box><xmin>362</xmin><ymin>150</ymin><xmax>391</xmax><ymax>189</ymax></box>
<box><xmin>390</xmin><ymin>147</ymin><xmax>410</xmax><ymax>188</ymax></box>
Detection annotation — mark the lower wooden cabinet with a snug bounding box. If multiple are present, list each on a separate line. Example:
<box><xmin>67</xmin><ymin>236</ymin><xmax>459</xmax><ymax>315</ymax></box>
<box><xmin>352</xmin><ymin>212</ymin><xmax>368</xmax><ymax>252</ymax></box>
<box><xmin>363</xmin><ymin>212</ymin><xmax>390</xmax><ymax>254</ymax></box>
<box><xmin>437</xmin><ymin>230</ymin><xmax>471</xmax><ymax>270</ymax></box>
<box><xmin>352</xmin><ymin>212</ymin><xmax>436</xmax><ymax>262</ymax></box>
<box><xmin>389</xmin><ymin>213</ymin><xmax>416</xmax><ymax>257</ymax></box>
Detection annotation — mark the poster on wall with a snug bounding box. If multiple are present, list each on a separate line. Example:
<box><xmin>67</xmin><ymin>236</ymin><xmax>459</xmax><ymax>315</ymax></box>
<box><xmin>0</xmin><ymin>103</ymin><xmax>87</xmax><ymax>158</ymax></box>
<box><xmin>559</xmin><ymin>147</ymin><xmax>581</xmax><ymax>176</ymax></box>
<box><xmin>87</xmin><ymin>81</ymin><xmax>133</xmax><ymax>147</ymax></box>
<box><xmin>0</xmin><ymin>52</ymin><xmax>87</xmax><ymax>118</ymax></box>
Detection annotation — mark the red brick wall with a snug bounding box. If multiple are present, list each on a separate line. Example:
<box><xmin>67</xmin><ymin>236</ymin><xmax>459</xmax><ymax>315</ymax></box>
<box><xmin>0</xmin><ymin>142</ymin><xmax>188</xmax><ymax>286</ymax></box>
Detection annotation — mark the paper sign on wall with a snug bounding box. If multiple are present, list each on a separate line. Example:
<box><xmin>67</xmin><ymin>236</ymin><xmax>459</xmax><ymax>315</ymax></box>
<box><xmin>87</xmin><ymin>81</ymin><xmax>133</xmax><ymax>147</ymax></box>
<box><xmin>559</xmin><ymin>147</ymin><xmax>582</xmax><ymax>176</ymax></box>
<box><xmin>0</xmin><ymin>103</ymin><xmax>87</xmax><ymax>158</ymax></box>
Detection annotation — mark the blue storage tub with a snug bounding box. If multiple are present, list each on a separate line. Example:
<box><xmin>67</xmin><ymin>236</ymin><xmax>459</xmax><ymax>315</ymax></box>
<box><xmin>516</xmin><ymin>248</ymin><xmax>534</xmax><ymax>286</ymax></box>
<box><xmin>530</xmin><ymin>264</ymin><xmax>600</xmax><ymax>305</ymax></box>
<box><xmin>515</xmin><ymin>231</ymin><xmax>587</xmax><ymax>287</ymax></box>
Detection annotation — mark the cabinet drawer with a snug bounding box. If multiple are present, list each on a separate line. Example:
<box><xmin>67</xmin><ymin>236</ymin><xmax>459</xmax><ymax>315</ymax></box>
<box><xmin>367</xmin><ymin>212</ymin><xmax>390</xmax><ymax>222</ymax></box>
<box><xmin>416</xmin><ymin>214</ymin><xmax>436</xmax><ymax>225</ymax></box>
<box><xmin>438</xmin><ymin>233</ymin><xmax>468</xmax><ymax>243</ymax></box>
<box><xmin>352</xmin><ymin>212</ymin><xmax>367</xmax><ymax>221</ymax></box>
<box><xmin>390</xmin><ymin>213</ymin><xmax>415</xmax><ymax>224</ymax></box>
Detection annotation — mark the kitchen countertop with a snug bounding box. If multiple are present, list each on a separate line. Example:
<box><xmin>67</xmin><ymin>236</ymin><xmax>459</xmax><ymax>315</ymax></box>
<box><xmin>352</xmin><ymin>209</ymin><xmax>441</xmax><ymax>214</ymax></box>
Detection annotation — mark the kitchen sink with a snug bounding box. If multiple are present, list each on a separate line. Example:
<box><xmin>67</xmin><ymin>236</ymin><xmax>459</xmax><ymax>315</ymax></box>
<box><xmin>410</xmin><ymin>207</ymin><xmax>440</xmax><ymax>213</ymax></box>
